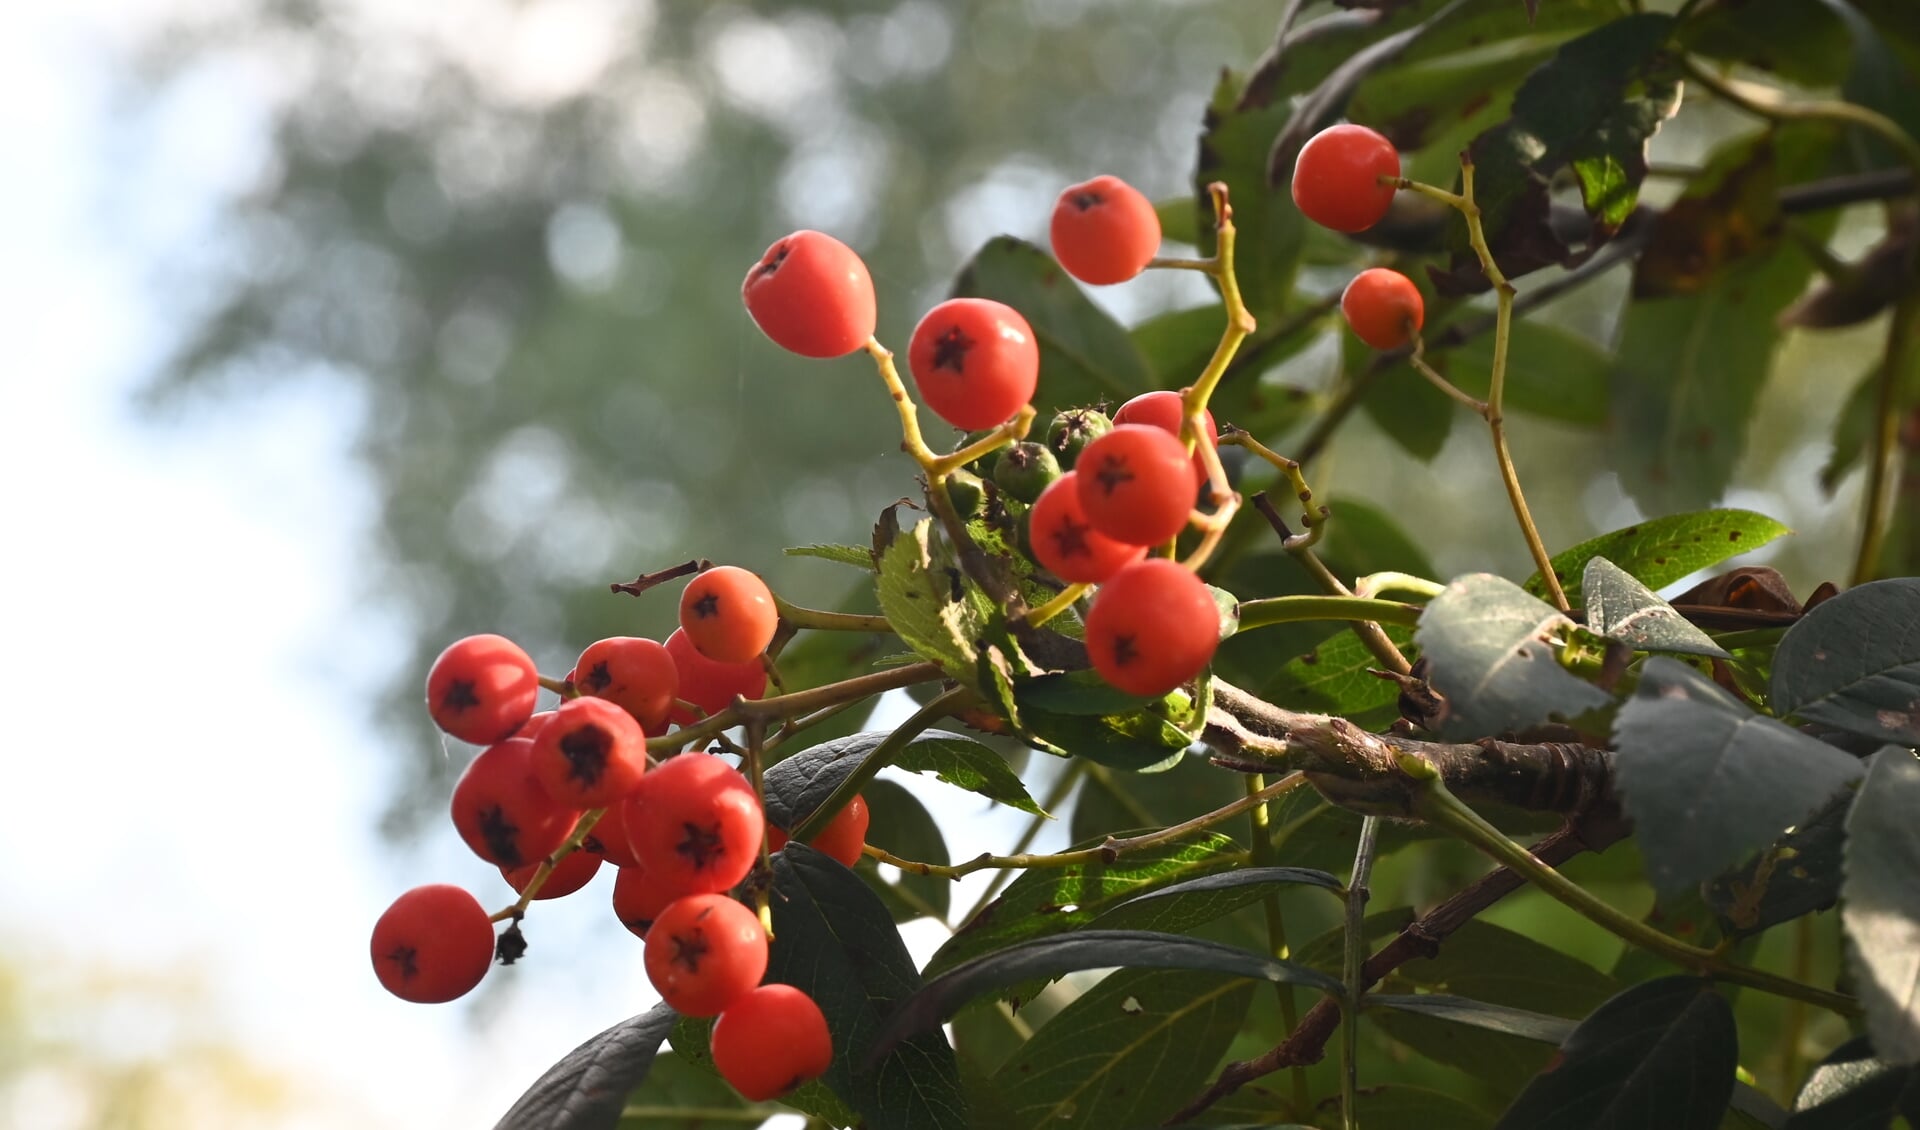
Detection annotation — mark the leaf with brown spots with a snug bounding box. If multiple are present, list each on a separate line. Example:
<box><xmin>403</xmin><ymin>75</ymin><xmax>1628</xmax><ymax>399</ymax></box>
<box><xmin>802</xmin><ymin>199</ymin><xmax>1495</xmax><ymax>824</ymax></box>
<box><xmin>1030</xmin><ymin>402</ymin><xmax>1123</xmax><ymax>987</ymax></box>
<box><xmin>1524</xmin><ymin>508</ymin><xmax>1791</xmax><ymax>607</ymax></box>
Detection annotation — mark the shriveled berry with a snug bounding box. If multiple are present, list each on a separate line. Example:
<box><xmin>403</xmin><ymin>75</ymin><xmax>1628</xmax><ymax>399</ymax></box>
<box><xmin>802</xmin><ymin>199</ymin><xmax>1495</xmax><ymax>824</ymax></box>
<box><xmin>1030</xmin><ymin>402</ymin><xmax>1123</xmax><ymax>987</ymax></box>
<box><xmin>575</xmin><ymin>637</ymin><xmax>679</xmax><ymax>734</ymax></box>
<box><xmin>1051</xmin><ymin>175</ymin><xmax>1161</xmax><ymax>285</ymax></box>
<box><xmin>451</xmin><ymin>737</ymin><xmax>580</xmax><ymax>869</ymax></box>
<box><xmin>530</xmin><ymin>696</ymin><xmax>648</xmax><ymax>808</ymax></box>
<box><xmin>612</xmin><ymin>861</ymin><xmax>682</xmax><ymax>939</ymax></box>
<box><xmin>426</xmin><ymin>634</ymin><xmax>539</xmax><ymax>745</ymax></box>
<box><xmin>1291</xmin><ymin>124</ymin><xmax>1401</xmax><ymax>234</ymax></box>
<box><xmin>1074</xmin><ymin>424</ymin><xmax>1200</xmax><ymax>546</ymax></box>
<box><xmin>1341</xmin><ymin>268</ymin><xmax>1425</xmax><ymax>351</ymax></box>
<box><xmin>643</xmin><ymin>894</ymin><xmax>769</xmax><ymax>1017</ymax></box>
<box><xmin>1028</xmin><ymin>472</ymin><xmax>1149</xmax><ymax>583</ymax></box>
<box><xmin>370</xmin><ymin>884</ymin><xmax>495</xmax><ymax>1004</ymax></box>
<box><xmin>907</xmin><ymin>298</ymin><xmax>1040</xmax><ymax>431</ymax></box>
<box><xmin>665</xmin><ymin>628</ymin><xmax>768</xmax><ymax>723</ymax></box>
<box><xmin>626</xmin><ymin>752</ymin><xmax>764</xmax><ymax>895</ymax></box>
<box><xmin>1045</xmin><ymin>407</ymin><xmax>1113</xmax><ymax>468</ymax></box>
<box><xmin>503</xmin><ymin>846</ymin><xmax>603</xmax><ymax>901</ymax></box>
<box><xmin>1085</xmin><ymin>558</ymin><xmax>1221</xmax><ymax>696</ymax></box>
<box><xmin>679</xmin><ymin>566</ymin><xmax>778</xmax><ymax>665</ymax></box>
<box><xmin>712</xmin><ymin>984</ymin><xmax>833</xmax><ymax>1100</ymax></box>
<box><xmin>741</xmin><ymin>230</ymin><xmax>877</xmax><ymax>359</ymax></box>
<box><xmin>993</xmin><ymin>441</ymin><xmax>1061</xmax><ymax>504</ymax></box>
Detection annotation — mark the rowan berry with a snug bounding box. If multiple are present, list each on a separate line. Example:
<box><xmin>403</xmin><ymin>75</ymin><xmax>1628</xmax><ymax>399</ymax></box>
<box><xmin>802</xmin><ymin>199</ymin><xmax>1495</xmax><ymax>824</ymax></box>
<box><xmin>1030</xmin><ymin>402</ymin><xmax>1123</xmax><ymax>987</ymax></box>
<box><xmin>993</xmin><ymin>441</ymin><xmax>1061</xmax><ymax>504</ymax></box>
<box><xmin>906</xmin><ymin>298</ymin><xmax>1040</xmax><ymax>431</ymax></box>
<box><xmin>1074</xmin><ymin>424</ymin><xmax>1200</xmax><ymax>546</ymax></box>
<box><xmin>679</xmin><ymin>566</ymin><xmax>778</xmax><ymax>665</ymax></box>
<box><xmin>1291</xmin><ymin>124</ymin><xmax>1401</xmax><ymax>233</ymax></box>
<box><xmin>1341</xmin><ymin>268</ymin><xmax>1425</xmax><ymax>351</ymax></box>
<box><xmin>574</xmin><ymin>636</ymin><xmax>679</xmax><ymax>734</ymax></box>
<box><xmin>1114</xmin><ymin>389</ymin><xmax>1219</xmax><ymax>484</ymax></box>
<box><xmin>643</xmin><ymin>894</ymin><xmax>769</xmax><ymax>1017</ymax></box>
<box><xmin>425</xmin><ymin>634</ymin><xmax>539</xmax><ymax>745</ymax></box>
<box><xmin>450</xmin><ymin>737</ymin><xmax>580</xmax><ymax>869</ymax></box>
<box><xmin>1028</xmin><ymin>472</ymin><xmax>1148</xmax><ymax>583</ymax></box>
<box><xmin>1084</xmin><ymin>558</ymin><xmax>1221</xmax><ymax>696</ymax></box>
<box><xmin>503</xmin><ymin>846</ymin><xmax>603</xmax><ymax>901</ymax></box>
<box><xmin>712</xmin><ymin>984</ymin><xmax>834</xmax><ymax>1101</ymax></box>
<box><xmin>518</xmin><ymin>710</ymin><xmax>556</xmax><ymax>742</ymax></box>
<box><xmin>370</xmin><ymin>884</ymin><xmax>495</xmax><ymax>1004</ymax></box>
<box><xmin>664</xmin><ymin>628</ymin><xmax>767</xmax><ymax>723</ymax></box>
<box><xmin>945</xmin><ymin>469</ymin><xmax>988</xmax><ymax>519</ymax></box>
<box><xmin>626</xmin><ymin>752</ymin><xmax>764</xmax><ymax>895</ymax></box>
<box><xmin>1051</xmin><ymin>175</ymin><xmax>1161</xmax><ymax>285</ymax></box>
<box><xmin>584</xmin><ymin>797</ymin><xmax>642</xmax><ymax>869</ymax></box>
<box><xmin>807</xmin><ymin>793</ymin><xmax>870</xmax><ymax>868</ymax></box>
<box><xmin>742</xmin><ymin>230</ymin><xmax>877</xmax><ymax>359</ymax></box>
<box><xmin>530</xmin><ymin>696</ymin><xmax>648</xmax><ymax>808</ymax></box>
<box><xmin>1045</xmin><ymin>407</ymin><xmax>1112</xmax><ymax>468</ymax></box>
<box><xmin>612</xmin><ymin>861</ymin><xmax>682</xmax><ymax>939</ymax></box>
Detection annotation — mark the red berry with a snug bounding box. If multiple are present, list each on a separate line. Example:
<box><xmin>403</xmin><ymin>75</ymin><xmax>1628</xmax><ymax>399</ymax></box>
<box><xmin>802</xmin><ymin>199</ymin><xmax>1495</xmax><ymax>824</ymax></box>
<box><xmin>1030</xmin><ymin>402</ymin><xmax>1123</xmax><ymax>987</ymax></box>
<box><xmin>1113</xmin><ymin>389</ymin><xmax>1219</xmax><ymax>480</ymax></box>
<box><xmin>906</xmin><ymin>298</ymin><xmax>1040</xmax><ymax>430</ymax></box>
<box><xmin>665</xmin><ymin>628</ymin><xmax>768</xmax><ymax>723</ymax></box>
<box><xmin>530</xmin><ymin>696</ymin><xmax>649</xmax><ymax>808</ymax></box>
<box><xmin>808</xmin><ymin>793</ymin><xmax>870</xmax><ymax>868</ymax></box>
<box><xmin>1341</xmin><ymin>268</ymin><xmax>1425</xmax><ymax>351</ymax></box>
<box><xmin>612</xmin><ymin>861</ymin><xmax>682</xmax><ymax>939</ymax></box>
<box><xmin>1084</xmin><ymin>558</ymin><xmax>1221</xmax><ymax>696</ymax></box>
<box><xmin>503</xmin><ymin>846</ymin><xmax>603</xmax><ymax>901</ymax></box>
<box><xmin>626</xmin><ymin>752</ymin><xmax>764</xmax><ymax>895</ymax></box>
<box><xmin>1074</xmin><ymin>424</ymin><xmax>1200</xmax><ymax>546</ymax></box>
<box><xmin>425</xmin><ymin>634</ymin><xmax>539</xmax><ymax>745</ymax></box>
<box><xmin>712</xmin><ymin>984</ymin><xmax>833</xmax><ymax>1100</ymax></box>
<box><xmin>643</xmin><ymin>894</ymin><xmax>769</xmax><ymax>1016</ymax></box>
<box><xmin>450</xmin><ymin>737</ymin><xmax>580</xmax><ymax>868</ymax></box>
<box><xmin>574</xmin><ymin>637</ymin><xmax>678</xmax><ymax>734</ymax></box>
<box><xmin>742</xmin><ymin>230</ymin><xmax>877</xmax><ymax>359</ymax></box>
<box><xmin>518</xmin><ymin>710</ymin><xmax>556</xmax><ymax>742</ymax></box>
<box><xmin>680</xmin><ymin>566</ymin><xmax>779</xmax><ymax>665</ymax></box>
<box><xmin>370</xmin><ymin>884</ymin><xmax>495</xmax><ymax>1004</ymax></box>
<box><xmin>1028</xmin><ymin>472</ymin><xmax>1148</xmax><ymax>583</ymax></box>
<box><xmin>1291</xmin><ymin>124</ymin><xmax>1401</xmax><ymax>233</ymax></box>
<box><xmin>584</xmin><ymin>797</ymin><xmax>642</xmax><ymax>869</ymax></box>
<box><xmin>1051</xmin><ymin>175</ymin><xmax>1161</xmax><ymax>285</ymax></box>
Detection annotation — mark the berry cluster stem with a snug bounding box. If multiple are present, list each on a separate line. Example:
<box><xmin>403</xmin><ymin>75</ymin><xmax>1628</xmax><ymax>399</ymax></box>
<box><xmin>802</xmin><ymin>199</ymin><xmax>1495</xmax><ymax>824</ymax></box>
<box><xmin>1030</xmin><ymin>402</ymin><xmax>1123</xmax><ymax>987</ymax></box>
<box><xmin>652</xmin><ymin>661</ymin><xmax>944</xmax><ymax>755</ymax></box>
<box><xmin>790</xmin><ymin>684</ymin><xmax>978</xmax><ymax>842</ymax></box>
<box><xmin>1339</xmin><ymin>816</ymin><xmax>1382</xmax><ymax>1130</ymax></box>
<box><xmin>489</xmin><ymin>807</ymin><xmax>606</xmax><ymax>922</ymax></box>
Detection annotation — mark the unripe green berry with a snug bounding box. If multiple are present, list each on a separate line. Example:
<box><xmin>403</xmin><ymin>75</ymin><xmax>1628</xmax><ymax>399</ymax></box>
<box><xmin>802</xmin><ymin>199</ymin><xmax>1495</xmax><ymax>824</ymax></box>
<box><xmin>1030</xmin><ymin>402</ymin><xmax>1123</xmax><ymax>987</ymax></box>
<box><xmin>945</xmin><ymin>469</ymin><xmax>988</xmax><ymax>519</ymax></box>
<box><xmin>993</xmin><ymin>442</ymin><xmax>1062</xmax><ymax>504</ymax></box>
<box><xmin>955</xmin><ymin>431</ymin><xmax>1003</xmax><ymax>478</ymax></box>
<box><xmin>1045</xmin><ymin>408</ymin><xmax>1113</xmax><ymax>469</ymax></box>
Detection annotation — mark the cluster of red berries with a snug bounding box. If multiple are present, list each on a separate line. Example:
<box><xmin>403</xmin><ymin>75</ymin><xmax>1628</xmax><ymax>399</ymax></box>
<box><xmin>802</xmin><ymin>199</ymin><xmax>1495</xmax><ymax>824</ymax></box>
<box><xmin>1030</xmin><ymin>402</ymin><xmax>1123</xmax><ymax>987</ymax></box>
<box><xmin>1290</xmin><ymin>124</ymin><xmax>1427</xmax><ymax>352</ymax></box>
<box><xmin>371</xmin><ymin>565</ymin><xmax>852</xmax><ymax>1101</ymax></box>
<box><xmin>741</xmin><ymin>176</ymin><xmax>1220</xmax><ymax>699</ymax></box>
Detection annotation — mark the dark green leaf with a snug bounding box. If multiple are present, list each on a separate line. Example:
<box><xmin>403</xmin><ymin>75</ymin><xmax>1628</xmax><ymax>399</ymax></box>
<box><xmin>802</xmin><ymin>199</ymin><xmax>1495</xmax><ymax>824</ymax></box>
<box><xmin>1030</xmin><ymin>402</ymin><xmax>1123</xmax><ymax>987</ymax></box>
<box><xmin>1388</xmin><ymin>918</ymin><xmax>1621</xmax><ymax>1018</ymax></box>
<box><xmin>1843</xmin><ymin>749</ymin><xmax>1920</xmax><ymax>1063</ymax></box>
<box><xmin>767</xmin><ymin>845</ymin><xmax>969</xmax><ymax>1130</ymax></box>
<box><xmin>784</xmin><ymin>543</ymin><xmax>875</xmax><ymax>569</ymax></box>
<box><xmin>1613</xmin><ymin>658</ymin><xmax>1865</xmax><ymax>896</ymax></box>
<box><xmin>1415</xmin><ymin>573</ymin><xmax>1612</xmax><ymax>738</ymax></box>
<box><xmin>613</xmin><ymin>1052</ymin><xmax>778</xmax><ymax>1128</ymax></box>
<box><xmin>1356</xmin><ymin>325</ymin><xmax>1456</xmax><ymax>462</ymax></box>
<box><xmin>1131</xmin><ymin>305</ymin><xmax>1228</xmax><ymax>387</ymax></box>
<box><xmin>497</xmin><ymin>1004</ymin><xmax>678</xmax><ymax>1130</ymax></box>
<box><xmin>1773</xmin><ymin>578</ymin><xmax>1920</xmax><ymax>746</ymax></box>
<box><xmin>1678</xmin><ymin>0</ymin><xmax>1852</xmax><ymax>88</ymax></box>
<box><xmin>1817</xmin><ymin>0</ymin><xmax>1920</xmax><ymax>171</ymax></box>
<box><xmin>1368</xmin><ymin>993</ymin><xmax>1576</xmax><ymax>1044</ymax></box>
<box><xmin>1583</xmin><ymin>557</ymin><xmax>1729</xmax><ymax>658</ymax></box>
<box><xmin>1704</xmin><ymin>790</ymin><xmax>1849</xmax><ymax>940</ymax></box>
<box><xmin>1786</xmin><ymin>1035</ymin><xmax>1920</xmax><ymax>1128</ymax></box>
<box><xmin>992</xmin><ymin>968</ymin><xmax>1254</xmax><ymax>1129</ymax></box>
<box><xmin>1438</xmin><ymin>319</ymin><xmax>1611</xmax><ymax>426</ymax></box>
<box><xmin>927</xmin><ymin>832</ymin><xmax>1242</xmax><ymax>977</ymax></box>
<box><xmin>1070</xmin><ymin>754</ymin><xmax>1245</xmax><ymax>847</ymax></box>
<box><xmin>1354</xmin><ymin>1086</ymin><xmax>1497</xmax><ymax>1130</ymax></box>
<box><xmin>1494</xmin><ymin>977</ymin><xmax>1738</xmax><ymax>1130</ymax></box>
<box><xmin>1195</xmin><ymin>71</ymin><xmax>1305</xmax><ymax>321</ymax></box>
<box><xmin>1820</xmin><ymin>366</ymin><xmax>1881</xmax><ymax>495</ymax></box>
<box><xmin>859</xmin><ymin>778</ymin><xmax>952</xmax><ymax>924</ymax></box>
<box><xmin>764</xmin><ymin>728</ymin><xmax>1045</xmax><ymax>834</ymax></box>
<box><xmin>1018</xmin><ymin>690</ymin><xmax>1205</xmax><ymax>772</ymax></box>
<box><xmin>879</xmin><ymin>931</ymin><xmax>1342</xmax><ymax>1057</ymax></box>
<box><xmin>1525</xmin><ymin>509</ymin><xmax>1792</xmax><ymax>605</ymax></box>
<box><xmin>1263</xmin><ymin>624</ymin><xmax>1414</xmax><ymax>721</ymax></box>
<box><xmin>896</xmin><ymin>732</ymin><xmax>1047</xmax><ymax>817</ymax></box>
<box><xmin>951</xmin><ymin>237</ymin><xmax>1155</xmax><ymax>413</ymax></box>
<box><xmin>667</xmin><ymin>1015</ymin><xmax>857</xmax><ymax>1128</ymax></box>
<box><xmin>1088</xmin><ymin>867</ymin><xmax>1345</xmax><ymax>935</ymax></box>
<box><xmin>1154</xmin><ymin>197</ymin><xmax>1200</xmax><ymax>247</ymax></box>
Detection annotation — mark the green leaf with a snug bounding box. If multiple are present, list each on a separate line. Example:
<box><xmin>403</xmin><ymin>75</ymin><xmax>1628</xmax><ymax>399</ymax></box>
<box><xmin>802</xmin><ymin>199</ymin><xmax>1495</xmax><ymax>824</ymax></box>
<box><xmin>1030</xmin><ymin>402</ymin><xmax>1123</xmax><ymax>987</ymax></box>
<box><xmin>1017</xmin><ymin>688</ymin><xmax>1207</xmax><ymax>772</ymax></box>
<box><xmin>1356</xmin><ymin>325</ymin><xmax>1456</xmax><ymax>462</ymax></box>
<box><xmin>1820</xmin><ymin>366</ymin><xmax>1881</xmax><ymax>495</ymax></box>
<box><xmin>1070</xmin><ymin>754</ymin><xmax>1246</xmax><ymax>848</ymax></box>
<box><xmin>1354</xmin><ymin>1086</ymin><xmax>1498</xmax><ymax>1130</ymax></box>
<box><xmin>896</xmin><ymin>731</ymin><xmax>1048</xmax><ymax>817</ymax></box>
<box><xmin>1195</xmin><ymin>71</ymin><xmax>1305</xmax><ymax>321</ymax></box>
<box><xmin>784</xmin><ymin>542</ymin><xmax>874</xmax><ymax>569</ymax></box>
<box><xmin>1613</xmin><ymin>658</ymin><xmax>1865</xmax><ymax>897</ymax></box>
<box><xmin>1437</xmin><ymin>320</ymin><xmax>1610</xmax><ymax>426</ymax></box>
<box><xmin>1525</xmin><ymin>509</ymin><xmax>1792</xmax><ymax>606</ymax></box>
<box><xmin>1086</xmin><ymin>867</ymin><xmax>1344</xmax><ymax>935</ymax></box>
<box><xmin>1843</xmin><ymin>749</ymin><xmax>1920</xmax><ymax>1064</ymax></box>
<box><xmin>763</xmin><ymin>728</ymin><xmax>1045</xmax><ymax>832</ymax></box>
<box><xmin>614</xmin><ymin>1052</ymin><xmax>778</xmax><ymax>1128</ymax></box>
<box><xmin>1704</xmin><ymin>791</ymin><xmax>1848</xmax><ymax>941</ymax></box>
<box><xmin>668</xmin><ymin>1015</ymin><xmax>857</xmax><ymax>1128</ymax></box>
<box><xmin>1785</xmin><ymin>1035</ymin><xmax>1920</xmax><ymax>1128</ymax></box>
<box><xmin>1368</xmin><ymin>993</ymin><xmax>1576</xmax><ymax>1045</ymax></box>
<box><xmin>767</xmin><ymin>845</ymin><xmax>969</xmax><ymax>1130</ymax></box>
<box><xmin>927</xmin><ymin>832</ymin><xmax>1242</xmax><ymax>977</ymax></box>
<box><xmin>1131</xmin><ymin>305</ymin><xmax>1227</xmax><ymax>386</ymax></box>
<box><xmin>1415</xmin><ymin>573</ymin><xmax>1612</xmax><ymax>738</ymax></box>
<box><xmin>1262</xmin><ymin>624</ymin><xmax>1414</xmax><ymax>722</ymax></box>
<box><xmin>1773</xmin><ymin>578</ymin><xmax>1920</xmax><ymax>746</ymax></box>
<box><xmin>1153</xmin><ymin>197</ymin><xmax>1199</xmax><ymax>247</ymax></box>
<box><xmin>859</xmin><ymin>778</ymin><xmax>952</xmax><ymax>924</ymax></box>
<box><xmin>950</xmin><ymin>237</ymin><xmax>1155</xmax><ymax>413</ymax></box>
<box><xmin>1678</xmin><ymin>0</ymin><xmax>1852</xmax><ymax>88</ymax></box>
<box><xmin>1494</xmin><ymin>977</ymin><xmax>1738</xmax><ymax>1130</ymax></box>
<box><xmin>1387</xmin><ymin>918</ymin><xmax>1621</xmax><ymax>1019</ymax></box>
<box><xmin>1583</xmin><ymin>557</ymin><xmax>1729</xmax><ymax>658</ymax></box>
<box><xmin>992</xmin><ymin>968</ymin><xmax>1254</xmax><ymax>1130</ymax></box>
<box><xmin>1817</xmin><ymin>0</ymin><xmax>1920</xmax><ymax>172</ymax></box>
<box><xmin>879</xmin><ymin>931</ymin><xmax>1343</xmax><ymax>1056</ymax></box>
<box><xmin>876</xmin><ymin>517</ymin><xmax>988</xmax><ymax>680</ymax></box>
<box><xmin>498</xmin><ymin>1004</ymin><xmax>678</xmax><ymax>1130</ymax></box>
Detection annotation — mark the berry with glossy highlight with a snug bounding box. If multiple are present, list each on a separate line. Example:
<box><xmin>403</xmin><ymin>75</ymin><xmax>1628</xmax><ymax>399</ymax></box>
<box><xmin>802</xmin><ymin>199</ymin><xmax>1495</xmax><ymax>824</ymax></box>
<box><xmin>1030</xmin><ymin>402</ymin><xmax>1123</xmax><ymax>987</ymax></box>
<box><xmin>1291</xmin><ymin>124</ymin><xmax>1401</xmax><ymax>233</ymax></box>
<box><xmin>574</xmin><ymin>636</ymin><xmax>679</xmax><ymax>734</ymax></box>
<box><xmin>742</xmin><ymin>230</ymin><xmax>877</xmax><ymax>359</ymax></box>
<box><xmin>612</xmin><ymin>861</ymin><xmax>681</xmax><ymax>939</ymax></box>
<box><xmin>425</xmin><ymin>634</ymin><xmax>539</xmax><ymax>745</ymax></box>
<box><xmin>530</xmin><ymin>695</ymin><xmax>648</xmax><ymax>808</ymax></box>
<box><xmin>769</xmin><ymin>794</ymin><xmax>871</xmax><ymax>869</ymax></box>
<box><xmin>679</xmin><ymin>566</ymin><xmax>778</xmax><ymax>665</ymax></box>
<box><xmin>1028</xmin><ymin>472</ymin><xmax>1149</xmax><ymax>583</ymax></box>
<box><xmin>1074</xmin><ymin>424</ymin><xmax>1200</xmax><ymax>546</ymax></box>
<box><xmin>1051</xmin><ymin>175</ymin><xmax>1162</xmax><ymax>285</ymax></box>
<box><xmin>1341</xmin><ymin>268</ymin><xmax>1425</xmax><ymax>351</ymax></box>
<box><xmin>451</xmin><ymin>737</ymin><xmax>580</xmax><ymax>868</ymax></box>
<box><xmin>370</xmin><ymin>884</ymin><xmax>495</xmax><ymax>1004</ymax></box>
<box><xmin>1084</xmin><ymin>558</ymin><xmax>1221</xmax><ymax>696</ymax></box>
<box><xmin>625</xmin><ymin>752</ymin><xmax>764</xmax><ymax>895</ymax></box>
<box><xmin>643</xmin><ymin>894</ymin><xmax>769</xmax><ymax>1017</ymax></box>
<box><xmin>712</xmin><ymin>984</ymin><xmax>834</xmax><ymax>1101</ymax></box>
<box><xmin>665</xmin><ymin>628</ymin><xmax>768</xmax><ymax>723</ymax></box>
<box><xmin>503</xmin><ymin>847</ymin><xmax>603</xmax><ymax>901</ymax></box>
<box><xmin>907</xmin><ymin>298</ymin><xmax>1040</xmax><ymax>430</ymax></box>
